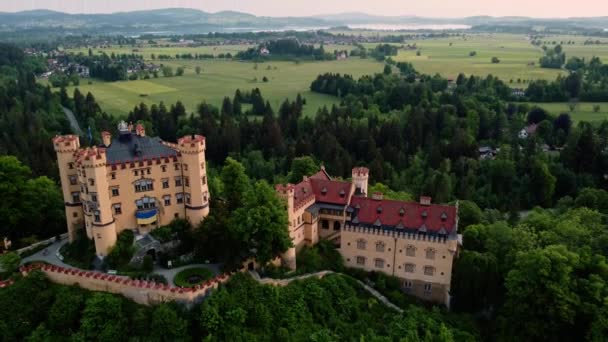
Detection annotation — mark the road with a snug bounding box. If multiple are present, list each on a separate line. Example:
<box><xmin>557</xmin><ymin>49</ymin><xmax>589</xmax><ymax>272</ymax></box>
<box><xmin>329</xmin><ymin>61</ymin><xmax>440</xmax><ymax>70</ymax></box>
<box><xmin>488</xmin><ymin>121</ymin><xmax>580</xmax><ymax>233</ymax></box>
<box><xmin>62</xmin><ymin>106</ymin><xmax>83</xmax><ymax>136</ymax></box>
<box><xmin>21</xmin><ymin>238</ymin><xmax>72</xmax><ymax>269</ymax></box>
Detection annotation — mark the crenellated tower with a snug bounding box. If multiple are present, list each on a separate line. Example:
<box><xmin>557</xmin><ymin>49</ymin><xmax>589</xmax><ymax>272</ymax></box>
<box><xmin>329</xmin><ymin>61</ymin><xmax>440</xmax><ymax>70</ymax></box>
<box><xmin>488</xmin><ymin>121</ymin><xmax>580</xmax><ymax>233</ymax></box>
<box><xmin>177</xmin><ymin>135</ymin><xmax>210</xmax><ymax>225</ymax></box>
<box><xmin>79</xmin><ymin>146</ymin><xmax>117</xmax><ymax>257</ymax></box>
<box><xmin>275</xmin><ymin>184</ymin><xmax>296</xmax><ymax>270</ymax></box>
<box><xmin>53</xmin><ymin>135</ymin><xmax>84</xmax><ymax>242</ymax></box>
<box><xmin>352</xmin><ymin>167</ymin><xmax>369</xmax><ymax>196</ymax></box>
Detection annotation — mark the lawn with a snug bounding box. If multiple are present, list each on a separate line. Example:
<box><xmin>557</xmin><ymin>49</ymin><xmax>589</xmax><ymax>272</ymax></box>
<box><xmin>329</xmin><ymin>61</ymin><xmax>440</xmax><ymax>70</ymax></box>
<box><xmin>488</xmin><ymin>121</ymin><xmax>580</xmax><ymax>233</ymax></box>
<box><xmin>65</xmin><ymin>58</ymin><xmax>384</xmax><ymax>117</ymax></box>
<box><xmin>527</xmin><ymin>102</ymin><xmax>608</xmax><ymax>123</ymax></box>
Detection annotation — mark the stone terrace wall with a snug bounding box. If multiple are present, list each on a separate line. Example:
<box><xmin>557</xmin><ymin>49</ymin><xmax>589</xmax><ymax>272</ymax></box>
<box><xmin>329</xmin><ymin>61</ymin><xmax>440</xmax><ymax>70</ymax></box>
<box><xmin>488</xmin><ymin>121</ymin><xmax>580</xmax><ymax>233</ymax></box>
<box><xmin>19</xmin><ymin>263</ymin><xmax>231</xmax><ymax>306</ymax></box>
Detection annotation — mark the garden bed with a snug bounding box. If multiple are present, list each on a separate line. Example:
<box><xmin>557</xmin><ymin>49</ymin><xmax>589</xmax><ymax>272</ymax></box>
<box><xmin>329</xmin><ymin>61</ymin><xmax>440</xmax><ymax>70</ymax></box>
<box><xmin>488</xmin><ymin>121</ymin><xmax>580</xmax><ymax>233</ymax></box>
<box><xmin>173</xmin><ymin>267</ymin><xmax>214</xmax><ymax>287</ymax></box>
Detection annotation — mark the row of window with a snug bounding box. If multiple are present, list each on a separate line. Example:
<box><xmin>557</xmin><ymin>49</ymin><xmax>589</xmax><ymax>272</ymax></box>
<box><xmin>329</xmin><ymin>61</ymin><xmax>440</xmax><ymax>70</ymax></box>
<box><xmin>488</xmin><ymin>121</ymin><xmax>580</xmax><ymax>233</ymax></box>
<box><xmin>321</xmin><ymin>220</ymin><xmax>341</xmax><ymax>230</ymax></box>
<box><xmin>402</xmin><ymin>280</ymin><xmax>433</xmax><ymax>294</ymax></box>
<box><xmin>353</xmin><ymin>256</ymin><xmax>438</xmax><ymax>276</ymax></box>
<box><xmin>354</xmin><ymin>240</ymin><xmax>437</xmax><ymax>259</ymax></box>
<box><xmin>110</xmin><ymin>191</ymin><xmax>209</xmax><ymax>215</ymax></box>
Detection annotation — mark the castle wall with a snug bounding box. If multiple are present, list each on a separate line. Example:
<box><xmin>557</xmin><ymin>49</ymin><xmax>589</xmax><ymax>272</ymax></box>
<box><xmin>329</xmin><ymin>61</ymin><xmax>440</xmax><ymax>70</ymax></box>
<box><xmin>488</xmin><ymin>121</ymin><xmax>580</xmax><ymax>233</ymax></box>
<box><xmin>20</xmin><ymin>263</ymin><xmax>231</xmax><ymax>307</ymax></box>
<box><xmin>340</xmin><ymin>225</ymin><xmax>457</xmax><ymax>305</ymax></box>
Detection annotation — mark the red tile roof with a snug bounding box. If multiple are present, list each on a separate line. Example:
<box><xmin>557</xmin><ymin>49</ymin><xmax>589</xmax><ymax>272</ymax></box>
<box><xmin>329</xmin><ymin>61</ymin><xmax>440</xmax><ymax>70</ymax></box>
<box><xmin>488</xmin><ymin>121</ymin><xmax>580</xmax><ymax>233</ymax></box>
<box><xmin>349</xmin><ymin>196</ymin><xmax>457</xmax><ymax>234</ymax></box>
<box><xmin>309</xmin><ymin>179</ymin><xmax>353</xmax><ymax>206</ymax></box>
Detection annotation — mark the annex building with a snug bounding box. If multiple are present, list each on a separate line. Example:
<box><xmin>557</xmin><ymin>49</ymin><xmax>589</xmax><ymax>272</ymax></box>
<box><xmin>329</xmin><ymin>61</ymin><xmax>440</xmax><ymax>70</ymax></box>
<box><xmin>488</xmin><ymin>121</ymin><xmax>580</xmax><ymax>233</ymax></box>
<box><xmin>54</xmin><ymin>121</ymin><xmax>210</xmax><ymax>257</ymax></box>
<box><xmin>276</xmin><ymin>167</ymin><xmax>460</xmax><ymax>305</ymax></box>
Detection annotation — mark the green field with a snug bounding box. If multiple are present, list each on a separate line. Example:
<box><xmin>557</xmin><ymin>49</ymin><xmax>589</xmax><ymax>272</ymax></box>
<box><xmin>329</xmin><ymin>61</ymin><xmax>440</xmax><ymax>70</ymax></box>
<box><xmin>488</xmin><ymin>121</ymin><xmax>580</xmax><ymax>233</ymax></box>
<box><xmin>65</xmin><ymin>59</ymin><xmax>383</xmax><ymax>117</ymax></box>
<box><xmin>392</xmin><ymin>33</ymin><xmax>565</xmax><ymax>82</ymax></box>
<box><xmin>528</xmin><ymin>102</ymin><xmax>608</xmax><ymax>123</ymax></box>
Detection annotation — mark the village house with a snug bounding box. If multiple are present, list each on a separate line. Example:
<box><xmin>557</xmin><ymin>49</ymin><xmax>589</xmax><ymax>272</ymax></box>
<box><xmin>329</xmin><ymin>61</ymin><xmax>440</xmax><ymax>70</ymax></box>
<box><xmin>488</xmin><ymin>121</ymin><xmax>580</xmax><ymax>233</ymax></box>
<box><xmin>53</xmin><ymin>121</ymin><xmax>210</xmax><ymax>258</ymax></box>
<box><xmin>276</xmin><ymin>167</ymin><xmax>460</xmax><ymax>305</ymax></box>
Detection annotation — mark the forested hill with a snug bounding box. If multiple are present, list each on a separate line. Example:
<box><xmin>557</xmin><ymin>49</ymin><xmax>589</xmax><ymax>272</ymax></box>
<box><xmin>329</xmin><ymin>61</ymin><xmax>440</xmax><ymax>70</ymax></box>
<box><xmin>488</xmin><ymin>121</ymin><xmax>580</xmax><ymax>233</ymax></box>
<box><xmin>0</xmin><ymin>9</ymin><xmax>607</xmax><ymax>36</ymax></box>
<box><xmin>0</xmin><ymin>43</ymin><xmax>71</xmax><ymax>177</ymax></box>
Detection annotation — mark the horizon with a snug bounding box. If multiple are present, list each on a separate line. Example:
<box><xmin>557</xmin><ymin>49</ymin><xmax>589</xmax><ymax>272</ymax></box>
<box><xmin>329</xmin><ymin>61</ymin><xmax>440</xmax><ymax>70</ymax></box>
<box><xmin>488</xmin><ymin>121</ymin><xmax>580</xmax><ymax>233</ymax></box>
<box><xmin>2</xmin><ymin>0</ymin><xmax>607</xmax><ymax>19</ymax></box>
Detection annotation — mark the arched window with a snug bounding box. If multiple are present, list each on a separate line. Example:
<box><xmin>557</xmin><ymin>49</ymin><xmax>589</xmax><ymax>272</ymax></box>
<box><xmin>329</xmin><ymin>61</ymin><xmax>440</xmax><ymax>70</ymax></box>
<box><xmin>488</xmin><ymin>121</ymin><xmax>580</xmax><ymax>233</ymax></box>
<box><xmin>356</xmin><ymin>239</ymin><xmax>367</xmax><ymax>250</ymax></box>
<box><xmin>426</xmin><ymin>248</ymin><xmax>436</xmax><ymax>260</ymax></box>
<box><xmin>405</xmin><ymin>245</ymin><xmax>416</xmax><ymax>257</ymax></box>
<box><xmin>375</xmin><ymin>241</ymin><xmax>385</xmax><ymax>252</ymax></box>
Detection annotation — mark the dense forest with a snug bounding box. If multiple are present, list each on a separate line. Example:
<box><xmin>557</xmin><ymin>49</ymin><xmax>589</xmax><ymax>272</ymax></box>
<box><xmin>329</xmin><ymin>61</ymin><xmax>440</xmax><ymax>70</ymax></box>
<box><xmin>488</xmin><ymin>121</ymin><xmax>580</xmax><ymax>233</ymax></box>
<box><xmin>237</xmin><ymin>39</ymin><xmax>334</xmax><ymax>61</ymax></box>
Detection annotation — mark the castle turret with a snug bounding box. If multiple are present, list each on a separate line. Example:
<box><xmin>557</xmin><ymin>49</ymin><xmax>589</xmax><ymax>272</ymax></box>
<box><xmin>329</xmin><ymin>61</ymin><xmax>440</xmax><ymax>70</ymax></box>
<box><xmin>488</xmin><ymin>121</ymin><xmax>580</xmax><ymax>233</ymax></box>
<box><xmin>275</xmin><ymin>184</ymin><xmax>296</xmax><ymax>270</ymax></box>
<box><xmin>177</xmin><ymin>135</ymin><xmax>210</xmax><ymax>225</ymax></box>
<box><xmin>80</xmin><ymin>146</ymin><xmax>116</xmax><ymax>257</ymax></box>
<box><xmin>53</xmin><ymin>135</ymin><xmax>84</xmax><ymax>242</ymax></box>
<box><xmin>352</xmin><ymin>167</ymin><xmax>369</xmax><ymax>196</ymax></box>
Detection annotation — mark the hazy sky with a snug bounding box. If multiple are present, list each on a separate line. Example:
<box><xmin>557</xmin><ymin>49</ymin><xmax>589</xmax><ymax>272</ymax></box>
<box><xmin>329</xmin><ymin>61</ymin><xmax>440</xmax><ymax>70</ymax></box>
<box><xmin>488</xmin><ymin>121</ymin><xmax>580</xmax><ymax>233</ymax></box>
<box><xmin>2</xmin><ymin>0</ymin><xmax>606</xmax><ymax>18</ymax></box>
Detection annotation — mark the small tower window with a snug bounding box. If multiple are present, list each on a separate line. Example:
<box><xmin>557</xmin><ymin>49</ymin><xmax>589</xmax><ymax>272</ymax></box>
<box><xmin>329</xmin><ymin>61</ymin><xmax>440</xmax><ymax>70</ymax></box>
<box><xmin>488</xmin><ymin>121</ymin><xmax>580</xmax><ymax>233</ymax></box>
<box><xmin>399</xmin><ymin>207</ymin><xmax>405</xmax><ymax>216</ymax></box>
<box><xmin>377</xmin><ymin>206</ymin><xmax>383</xmax><ymax>213</ymax></box>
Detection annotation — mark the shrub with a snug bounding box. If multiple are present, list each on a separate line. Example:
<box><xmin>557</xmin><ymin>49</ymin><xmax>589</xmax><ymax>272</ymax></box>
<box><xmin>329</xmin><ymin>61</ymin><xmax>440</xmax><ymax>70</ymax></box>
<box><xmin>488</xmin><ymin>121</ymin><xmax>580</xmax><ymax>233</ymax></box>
<box><xmin>491</xmin><ymin>57</ymin><xmax>500</xmax><ymax>63</ymax></box>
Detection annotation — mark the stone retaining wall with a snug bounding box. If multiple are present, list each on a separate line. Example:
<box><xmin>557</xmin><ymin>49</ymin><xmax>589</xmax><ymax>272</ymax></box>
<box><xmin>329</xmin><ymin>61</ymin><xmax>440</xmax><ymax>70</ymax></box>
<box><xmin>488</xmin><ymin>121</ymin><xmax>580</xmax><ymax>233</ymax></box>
<box><xmin>19</xmin><ymin>263</ymin><xmax>231</xmax><ymax>306</ymax></box>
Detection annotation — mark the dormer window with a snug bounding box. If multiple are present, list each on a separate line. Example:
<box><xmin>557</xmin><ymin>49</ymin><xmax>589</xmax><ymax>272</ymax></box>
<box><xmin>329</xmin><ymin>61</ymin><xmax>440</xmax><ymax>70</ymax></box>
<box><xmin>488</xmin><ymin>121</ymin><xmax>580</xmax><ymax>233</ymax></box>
<box><xmin>421</xmin><ymin>210</ymin><xmax>428</xmax><ymax>218</ymax></box>
<box><xmin>399</xmin><ymin>208</ymin><xmax>405</xmax><ymax>216</ymax></box>
<box><xmin>339</xmin><ymin>189</ymin><xmax>345</xmax><ymax>197</ymax></box>
<box><xmin>441</xmin><ymin>212</ymin><xmax>448</xmax><ymax>221</ymax></box>
<box><xmin>321</xmin><ymin>187</ymin><xmax>327</xmax><ymax>195</ymax></box>
<box><xmin>377</xmin><ymin>206</ymin><xmax>383</xmax><ymax>213</ymax></box>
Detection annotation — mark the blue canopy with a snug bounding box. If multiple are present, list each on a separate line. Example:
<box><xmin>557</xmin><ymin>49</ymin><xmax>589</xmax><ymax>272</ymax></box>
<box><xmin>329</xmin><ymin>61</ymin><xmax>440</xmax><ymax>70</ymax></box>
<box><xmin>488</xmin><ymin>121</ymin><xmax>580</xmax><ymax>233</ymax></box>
<box><xmin>135</xmin><ymin>209</ymin><xmax>157</xmax><ymax>219</ymax></box>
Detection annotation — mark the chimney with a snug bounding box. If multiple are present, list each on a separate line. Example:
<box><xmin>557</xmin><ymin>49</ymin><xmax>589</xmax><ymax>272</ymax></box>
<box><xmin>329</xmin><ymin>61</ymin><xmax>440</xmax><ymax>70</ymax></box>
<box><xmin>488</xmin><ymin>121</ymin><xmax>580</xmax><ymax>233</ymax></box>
<box><xmin>420</xmin><ymin>196</ymin><xmax>431</xmax><ymax>206</ymax></box>
<box><xmin>135</xmin><ymin>124</ymin><xmax>145</xmax><ymax>137</ymax></box>
<box><xmin>101</xmin><ymin>131</ymin><xmax>111</xmax><ymax>147</ymax></box>
<box><xmin>372</xmin><ymin>192</ymin><xmax>383</xmax><ymax>201</ymax></box>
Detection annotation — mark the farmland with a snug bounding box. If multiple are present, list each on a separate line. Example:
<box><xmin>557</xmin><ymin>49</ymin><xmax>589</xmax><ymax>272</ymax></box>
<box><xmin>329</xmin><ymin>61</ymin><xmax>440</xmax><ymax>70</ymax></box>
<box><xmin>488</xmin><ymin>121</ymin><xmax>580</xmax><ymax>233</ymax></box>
<box><xmin>64</xmin><ymin>58</ymin><xmax>383</xmax><ymax>117</ymax></box>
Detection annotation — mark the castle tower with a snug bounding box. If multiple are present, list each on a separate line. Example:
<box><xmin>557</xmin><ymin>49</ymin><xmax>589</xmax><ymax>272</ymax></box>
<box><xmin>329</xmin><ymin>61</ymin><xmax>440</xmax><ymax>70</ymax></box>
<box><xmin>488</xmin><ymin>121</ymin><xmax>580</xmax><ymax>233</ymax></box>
<box><xmin>81</xmin><ymin>146</ymin><xmax>117</xmax><ymax>257</ymax></box>
<box><xmin>275</xmin><ymin>184</ymin><xmax>296</xmax><ymax>270</ymax></box>
<box><xmin>177</xmin><ymin>135</ymin><xmax>210</xmax><ymax>225</ymax></box>
<box><xmin>53</xmin><ymin>135</ymin><xmax>84</xmax><ymax>242</ymax></box>
<box><xmin>351</xmin><ymin>167</ymin><xmax>370</xmax><ymax>196</ymax></box>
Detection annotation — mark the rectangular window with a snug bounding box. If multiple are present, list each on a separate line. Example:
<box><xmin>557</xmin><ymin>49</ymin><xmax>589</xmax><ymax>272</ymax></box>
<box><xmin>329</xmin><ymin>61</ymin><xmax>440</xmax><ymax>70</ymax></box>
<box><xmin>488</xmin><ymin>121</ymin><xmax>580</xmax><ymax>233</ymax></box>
<box><xmin>426</xmin><ymin>248</ymin><xmax>436</xmax><ymax>260</ymax></box>
<box><xmin>94</xmin><ymin>210</ymin><xmax>100</xmax><ymax>222</ymax></box>
<box><xmin>404</xmin><ymin>263</ymin><xmax>415</xmax><ymax>273</ymax></box>
<box><xmin>134</xmin><ymin>179</ymin><xmax>153</xmax><ymax>192</ymax></box>
<box><xmin>162</xmin><ymin>178</ymin><xmax>169</xmax><ymax>189</ymax></box>
<box><xmin>176</xmin><ymin>193</ymin><xmax>184</xmax><ymax>204</ymax></box>
<box><xmin>374</xmin><ymin>258</ymin><xmax>385</xmax><ymax>268</ymax></box>
<box><xmin>163</xmin><ymin>195</ymin><xmax>171</xmax><ymax>206</ymax></box>
<box><xmin>202</xmin><ymin>176</ymin><xmax>207</xmax><ymax>185</ymax></box>
<box><xmin>88</xmin><ymin>178</ymin><xmax>95</xmax><ymax>186</ymax></box>
<box><xmin>203</xmin><ymin>192</ymin><xmax>208</xmax><ymax>203</ymax></box>
<box><xmin>111</xmin><ymin>188</ymin><xmax>119</xmax><ymax>197</ymax></box>
<box><xmin>321</xmin><ymin>220</ymin><xmax>329</xmax><ymax>229</ymax></box>
<box><xmin>175</xmin><ymin>177</ymin><xmax>182</xmax><ymax>187</ymax></box>
<box><xmin>113</xmin><ymin>204</ymin><xmax>122</xmax><ymax>215</ymax></box>
<box><xmin>69</xmin><ymin>175</ymin><xmax>77</xmax><ymax>185</ymax></box>
<box><xmin>424</xmin><ymin>266</ymin><xmax>435</xmax><ymax>276</ymax></box>
<box><xmin>424</xmin><ymin>283</ymin><xmax>432</xmax><ymax>293</ymax></box>
<box><xmin>185</xmin><ymin>193</ymin><xmax>191</xmax><ymax>205</ymax></box>
<box><xmin>183</xmin><ymin>164</ymin><xmax>188</xmax><ymax>171</ymax></box>
<box><xmin>184</xmin><ymin>177</ymin><xmax>190</xmax><ymax>187</ymax></box>
<box><xmin>71</xmin><ymin>192</ymin><xmax>80</xmax><ymax>203</ymax></box>
<box><xmin>406</xmin><ymin>245</ymin><xmax>416</xmax><ymax>257</ymax></box>
<box><xmin>356</xmin><ymin>256</ymin><xmax>366</xmax><ymax>265</ymax></box>
<box><xmin>376</xmin><ymin>242</ymin><xmax>385</xmax><ymax>252</ymax></box>
<box><xmin>111</xmin><ymin>172</ymin><xmax>116</xmax><ymax>180</ymax></box>
<box><xmin>91</xmin><ymin>193</ymin><xmax>98</xmax><ymax>203</ymax></box>
<box><xmin>134</xmin><ymin>170</ymin><xmax>139</xmax><ymax>176</ymax></box>
<box><xmin>201</xmin><ymin>162</ymin><xmax>205</xmax><ymax>170</ymax></box>
<box><xmin>403</xmin><ymin>280</ymin><xmax>413</xmax><ymax>290</ymax></box>
<box><xmin>146</xmin><ymin>168</ymin><xmax>151</xmax><ymax>175</ymax></box>
<box><xmin>357</xmin><ymin>239</ymin><xmax>366</xmax><ymax>250</ymax></box>
<box><xmin>161</xmin><ymin>165</ymin><xmax>167</xmax><ymax>172</ymax></box>
<box><xmin>68</xmin><ymin>163</ymin><xmax>74</xmax><ymax>169</ymax></box>
<box><xmin>174</xmin><ymin>163</ymin><xmax>180</xmax><ymax>171</ymax></box>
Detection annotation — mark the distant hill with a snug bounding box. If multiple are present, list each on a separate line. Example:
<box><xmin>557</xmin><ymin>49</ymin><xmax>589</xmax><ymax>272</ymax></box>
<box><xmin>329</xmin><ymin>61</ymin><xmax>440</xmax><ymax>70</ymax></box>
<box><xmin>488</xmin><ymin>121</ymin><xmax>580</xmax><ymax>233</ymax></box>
<box><xmin>0</xmin><ymin>8</ymin><xmax>606</xmax><ymax>36</ymax></box>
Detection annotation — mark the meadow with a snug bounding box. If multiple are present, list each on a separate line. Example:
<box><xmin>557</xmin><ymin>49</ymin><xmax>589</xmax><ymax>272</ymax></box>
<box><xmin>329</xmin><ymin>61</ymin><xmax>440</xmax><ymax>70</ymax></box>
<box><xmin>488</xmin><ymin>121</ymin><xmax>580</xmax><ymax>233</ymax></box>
<box><xmin>61</xmin><ymin>33</ymin><xmax>608</xmax><ymax>120</ymax></box>
<box><xmin>392</xmin><ymin>33</ymin><xmax>566</xmax><ymax>83</ymax></box>
<box><xmin>65</xmin><ymin>58</ymin><xmax>384</xmax><ymax>117</ymax></box>
<box><xmin>528</xmin><ymin>102</ymin><xmax>608</xmax><ymax>123</ymax></box>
